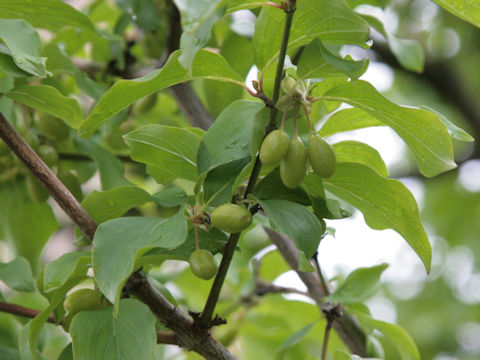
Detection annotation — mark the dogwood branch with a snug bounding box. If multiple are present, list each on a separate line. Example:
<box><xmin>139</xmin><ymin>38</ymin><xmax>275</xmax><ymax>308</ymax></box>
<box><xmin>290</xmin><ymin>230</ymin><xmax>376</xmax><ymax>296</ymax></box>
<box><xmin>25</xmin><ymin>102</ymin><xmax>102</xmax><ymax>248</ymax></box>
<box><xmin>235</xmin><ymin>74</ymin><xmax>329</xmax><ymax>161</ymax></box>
<box><xmin>0</xmin><ymin>113</ymin><xmax>236</xmax><ymax>360</ymax></box>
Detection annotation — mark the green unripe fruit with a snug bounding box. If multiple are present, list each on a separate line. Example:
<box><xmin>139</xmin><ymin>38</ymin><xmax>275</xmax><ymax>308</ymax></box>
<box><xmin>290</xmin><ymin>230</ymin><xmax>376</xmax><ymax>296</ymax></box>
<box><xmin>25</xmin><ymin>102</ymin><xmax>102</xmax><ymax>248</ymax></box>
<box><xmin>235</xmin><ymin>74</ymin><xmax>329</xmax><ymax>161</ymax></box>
<box><xmin>64</xmin><ymin>289</ymin><xmax>103</xmax><ymax>314</ymax></box>
<box><xmin>259</xmin><ymin>129</ymin><xmax>289</xmax><ymax>165</ymax></box>
<box><xmin>280</xmin><ymin>137</ymin><xmax>307</xmax><ymax>188</ymax></box>
<box><xmin>275</xmin><ymin>94</ymin><xmax>294</xmax><ymax>112</ymax></box>
<box><xmin>38</xmin><ymin>145</ymin><xmax>58</xmax><ymax>166</ymax></box>
<box><xmin>281</xmin><ymin>76</ymin><xmax>297</xmax><ymax>96</ymax></box>
<box><xmin>307</xmin><ymin>135</ymin><xmax>336</xmax><ymax>178</ymax></box>
<box><xmin>189</xmin><ymin>249</ymin><xmax>217</xmax><ymax>280</ymax></box>
<box><xmin>63</xmin><ymin>288</ymin><xmax>104</xmax><ymax>331</ymax></box>
<box><xmin>57</xmin><ymin>169</ymin><xmax>83</xmax><ymax>201</ymax></box>
<box><xmin>34</xmin><ymin>113</ymin><xmax>69</xmax><ymax>142</ymax></box>
<box><xmin>23</xmin><ymin>132</ymin><xmax>40</xmax><ymax>151</ymax></box>
<box><xmin>26</xmin><ymin>174</ymin><xmax>49</xmax><ymax>203</ymax></box>
<box><xmin>211</xmin><ymin>203</ymin><xmax>252</xmax><ymax>234</ymax></box>
<box><xmin>243</xmin><ymin>225</ymin><xmax>270</xmax><ymax>253</ymax></box>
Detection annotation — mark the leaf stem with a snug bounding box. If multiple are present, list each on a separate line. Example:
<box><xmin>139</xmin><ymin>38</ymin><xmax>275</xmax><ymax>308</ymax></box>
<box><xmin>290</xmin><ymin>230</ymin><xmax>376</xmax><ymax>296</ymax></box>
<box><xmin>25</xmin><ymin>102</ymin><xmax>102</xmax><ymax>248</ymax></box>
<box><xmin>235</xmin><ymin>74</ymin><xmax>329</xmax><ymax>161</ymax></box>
<box><xmin>194</xmin><ymin>225</ymin><xmax>200</xmax><ymax>250</ymax></box>
<box><xmin>198</xmin><ymin>1</ymin><xmax>297</xmax><ymax>328</ymax></box>
<box><xmin>304</xmin><ymin>103</ymin><xmax>313</xmax><ymax>137</ymax></box>
<box><xmin>280</xmin><ymin>107</ymin><xmax>290</xmax><ymax>130</ymax></box>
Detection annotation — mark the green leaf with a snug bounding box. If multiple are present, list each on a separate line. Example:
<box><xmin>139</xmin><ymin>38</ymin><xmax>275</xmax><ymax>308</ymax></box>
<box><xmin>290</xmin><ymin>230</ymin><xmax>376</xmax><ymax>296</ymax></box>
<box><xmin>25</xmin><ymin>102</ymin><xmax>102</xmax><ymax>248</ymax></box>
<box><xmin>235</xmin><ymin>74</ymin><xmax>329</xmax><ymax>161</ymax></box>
<box><xmin>432</xmin><ymin>0</ymin><xmax>480</xmax><ymax>28</ymax></box>
<box><xmin>124</xmin><ymin>125</ymin><xmax>202</xmax><ymax>182</ymax></box>
<box><xmin>388</xmin><ymin>37</ymin><xmax>424</xmax><ymax>73</ymax></box>
<box><xmin>70</xmin><ymin>299</ymin><xmax>157</xmax><ymax>360</ymax></box>
<box><xmin>255</xmin><ymin>198</ymin><xmax>324</xmax><ymax>258</ymax></box>
<box><xmin>0</xmin><ymin>257</ymin><xmax>35</xmax><ymax>292</ymax></box>
<box><xmin>302</xmin><ymin>174</ymin><xmax>353</xmax><ymax>220</ymax></box>
<box><xmin>297</xmin><ymin>251</ymin><xmax>315</xmax><ymax>272</ymax></box>
<box><xmin>420</xmin><ymin>106</ymin><xmax>474</xmax><ymax>142</ymax></box>
<box><xmin>143</xmin><ymin>226</ymin><xmax>228</xmax><ymax>261</ymax></box>
<box><xmin>174</xmin><ymin>0</ymin><xmax>225</xmax><ymax>69</ymax></box>
<box><xmin>2</xmin><ymin>184</ymin><xmax>58</xmax><ymax>269</ymax></box>
<box><xmin>57</xmin><ymin>344</ymin><xmax>73</xmax><ymax>360</ymax></box>
<box><xmin>152</xmin><ymin>186</ymin><xmax>189</xmax><ymax>208</ymax></box>
<box><xmin>82</xmin><ymin>186</ymin><xmax>152</xmax><ymax>224</ymax></box>
<box><xmin>319</xmin><ymin>108</ymin><xmax>383</xmax><ymax>138</ymax></box>
<box><xmin>322</xmin><ymin>80</ymin><xmax>456</xmax><ymax>177</ymax></box>
<box><xmin>92</xmin><ymin>212</ymin><xmax>188</xmax><ymax>307</ymax></box>
<box><xmin>7</xmin><ymin>85</ymin><xmax>83</xmax><ymax>128</ymax></box>
<box><xmin>19</xmin><ymin>254</ymin><xmax>90</xmax><ymax>360</ymax></box>
<box><xmin>332</xmin><ymin>141</ymin><xmax>389</xmax><ymax>177</ymax></box>
<box><xmin>361</xmin><ymin>15</ymin><xmax>424</xmax><ymax>73</ymax></box>
<box><xmin>253</xmin><ymin>0</ymin><xmax>370</xmax><ymax>70</ymax></box>
<box><xmin>254</xmin><ymin>168</ymin><xmax>311</xmax><ymax>205</ymax></box>
<box><xmin>0</xmin><ymin>53</ymin><xmax>30</xmax><ymax>78</ymax></box>
<box><xmin>0</xmin><ymin>19</ymin><xmax>46</xmax><ymax>78</ymax></box>
<box><xmin>324</xmin><ymin>163</ymin><xmax>431</xmax><ymax>272</ymax></box>
<box><xmin>43</xmin><ymin>252</ymin><xmax>91</xmax><ymax>294</ymax></box>
<box><xmin>327</xmin><ymin>263</ymin><xmax>388</xmax><ymax>304</ymax></box>
<box><xmin>43</xmin><ymin>43</ymin><xmax>105</xmax><ymax>100</ymax></box>
<box><xmin>197</xmin><ymin>100</ymin><xmax>264</xmax><ymax>175</ymax></box>
<box><xmin>227</xmin><ymin>0</ymin><xmax>270</xmax><ymax>12</ymax></box>
<box><xmin>204</xmin><ymin>157</ymin><xmax>250</xmax><ymax>206</ymax></box>
<box><xmin>354</xmin><ymin>312</ymin><xmax>420</xmax><ymax>360</ymax></box>
<box><xmin>79</xmin><ymin>50</ymin><xmax>244</xmax><ymax>137</ymax></box>
<box><xmin>0</xmin><ymin>345</ymin><xmax>21</xmax><ymax>360</ymax></box>
<box><xmin>74</xmin><ymin>138</ymin><xmax>130</xmax><ymax>190</ymax></box>
<box><xmin>0</xmin><ymin>0</ymin><xmax>96</xmax><ymax>34</ymax></box>
<box><xmin>297</xmin><ymin>39</ymin><xmax>369</xmax><ymax>80</ymax></box>
<box><xmin>277</xmin><ymin>321</ymin><xmax>316</xmax><ymax>353</ymax></box>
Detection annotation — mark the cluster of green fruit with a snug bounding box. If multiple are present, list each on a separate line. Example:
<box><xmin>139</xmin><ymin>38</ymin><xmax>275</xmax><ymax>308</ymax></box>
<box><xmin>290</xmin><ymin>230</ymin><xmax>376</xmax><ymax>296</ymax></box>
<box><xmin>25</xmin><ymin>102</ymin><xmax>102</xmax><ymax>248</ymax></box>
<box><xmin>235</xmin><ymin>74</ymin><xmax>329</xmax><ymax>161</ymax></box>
<box><xmin>62</xmin><ymin>288</ymin><xmax>107</xmax><ymax>331</ymax></box>
<box><xmin>188</xmin><ymin>203</ymin><xmax>253</xmax><ymax>280</ymax></box>
<box><xmin>0</xmin><ymin>112</ymin><xmax>84</xmax><ymax>202</ymax></box>
<box><xmin>260</xmin><ymin>130</ymin><xmax>336</xmax><ymax>188</ymax></box>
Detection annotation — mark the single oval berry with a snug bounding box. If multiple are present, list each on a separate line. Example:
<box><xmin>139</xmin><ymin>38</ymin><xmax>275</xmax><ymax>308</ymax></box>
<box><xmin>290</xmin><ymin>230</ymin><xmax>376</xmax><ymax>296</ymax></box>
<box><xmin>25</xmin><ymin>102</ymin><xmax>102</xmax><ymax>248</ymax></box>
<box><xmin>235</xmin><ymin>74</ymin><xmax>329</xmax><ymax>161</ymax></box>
<box><xmin>189</xmin><ymin>249</ymin><xmax>217</xmax><ymax>280</ymax></box>
<box><xmin>64</xmin><ymin>288</ymin><xmax>103</xmax><ymax>314</ymax></box>
<box><xmin>38</xmin><ymin>145</ymin><xmax>58</xmax><ymax>166</ymax></box>
<box><xmin>211</xmin><ymin>203</ymin><xmax>252</xmax><ymax>234</ymax></box>
<box><xmin>63</xmin><ymin>288</ymin><xmax>104</xmax><ymax>331</ymax></box>
<box><xmin>259</xmin><ymin>129</ymin><xmax>290</xmax><ymax>166</ymax></box>
<box><xmin>280</xmin><ymin>137</ymin><xmax>307</xmax><ymax>188</ymax></box>
<box><xmin>307</xmin><ymin>135</ymin><xmax>336</xmax><ymax>178</ymax></box>
<box><xmin>281</xmin><ymin>76</ymin><xmax>297</xmax><ymax>96</ymax></box>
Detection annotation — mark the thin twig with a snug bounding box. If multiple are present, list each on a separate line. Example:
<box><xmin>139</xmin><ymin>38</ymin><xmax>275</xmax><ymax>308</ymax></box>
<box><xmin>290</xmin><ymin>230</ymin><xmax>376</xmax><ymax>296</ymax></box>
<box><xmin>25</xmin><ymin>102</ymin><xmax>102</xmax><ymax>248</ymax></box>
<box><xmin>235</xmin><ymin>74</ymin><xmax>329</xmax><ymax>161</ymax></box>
<box><xmin>198</xmin><ymin>1</ymin><xmax>297</xmax><ymax>328</ymax></box>
<box><xmin>321</xmin><ymin>303</ymin><xmax>342</xmax><ymax>360</ymax></box>
<box><xmin>265</xmin><ymin>228</ymin><xmax>367</xmax><ymax>356</ymax></box>
<box><xmin>0</xmin><ymin>302</ymin><xmax>56</xmax><ymax>324</ymax></box>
